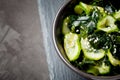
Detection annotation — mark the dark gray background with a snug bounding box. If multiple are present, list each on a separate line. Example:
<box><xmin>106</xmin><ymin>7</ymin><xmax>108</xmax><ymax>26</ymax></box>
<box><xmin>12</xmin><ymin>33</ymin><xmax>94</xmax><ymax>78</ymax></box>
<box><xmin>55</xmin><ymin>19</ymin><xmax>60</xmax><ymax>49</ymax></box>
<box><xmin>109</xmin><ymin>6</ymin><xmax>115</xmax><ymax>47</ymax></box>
<box><xmin>0</xmin><ymin>0</ymin><xmax>49</xmax><ymax>80</ymax></box>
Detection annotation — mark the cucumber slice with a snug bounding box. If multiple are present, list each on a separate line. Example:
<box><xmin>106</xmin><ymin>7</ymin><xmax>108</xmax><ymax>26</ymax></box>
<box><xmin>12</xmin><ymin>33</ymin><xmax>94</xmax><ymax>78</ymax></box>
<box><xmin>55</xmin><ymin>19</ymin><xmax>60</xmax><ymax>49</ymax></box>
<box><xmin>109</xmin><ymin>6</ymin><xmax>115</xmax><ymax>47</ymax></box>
<box><xmin>113</xmin><ymin>10</ymin><xmax>120</xmax><ymax>20</ymax></box>
<box><xmin>97</xmin><ymin>62</ymin><xmax>110</xmax><ymax>74</ymax></box>
<box><xmin>107</xmin><ymin>50</ymin><xmax>120</xmax><ymax>66</ymax></box>
<box><xmin>64</xmin><ymin>32</ymin><xmax>81</xmax><ymax>61</ymax></box>
<box><xmin>79</xmin><ymin>2</ymin><xmax>93</xmax><ymax>15</ymax></box>
<box><xmin>97</xmin><ymin>15</ymin><xmax>119</xmax><ymax>33</ymax></box>
<box><xmin>62</xmin><ymin>17</ymin><xmax>70</xmax><ymax>35</ymax></box>
<box><xmin>97</xmin><ymin>6</ymin><xmax>104</xmax><ymax>13</ymax></box>
<box><xmin>87</xmin><ymin>66</ymin><xmax>99</xmax><ymax>76</ymax></box>
<box><xmin>87</xmin><ymin>62</ymin><xmax>110</xmax><ymax>75</ymax></box>
<box><xmin>74</xmin><ymin>5</ymin><xmax>83</xmax><ymax>14</ymax></box>
<box><xmin>81</xmin><ymin>38</ymin><xmax>105</xmax><ymax>60</ymax></box>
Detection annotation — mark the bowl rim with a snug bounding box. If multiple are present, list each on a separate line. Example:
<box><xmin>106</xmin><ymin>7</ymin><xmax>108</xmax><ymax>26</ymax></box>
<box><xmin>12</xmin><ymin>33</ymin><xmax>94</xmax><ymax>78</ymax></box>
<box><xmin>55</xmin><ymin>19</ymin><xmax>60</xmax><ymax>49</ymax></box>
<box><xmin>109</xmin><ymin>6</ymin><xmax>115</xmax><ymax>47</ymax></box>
<box><xmin>52</xmin><ymin>0</ymin><xmax>120</xmax><ymax>79</ymax></box>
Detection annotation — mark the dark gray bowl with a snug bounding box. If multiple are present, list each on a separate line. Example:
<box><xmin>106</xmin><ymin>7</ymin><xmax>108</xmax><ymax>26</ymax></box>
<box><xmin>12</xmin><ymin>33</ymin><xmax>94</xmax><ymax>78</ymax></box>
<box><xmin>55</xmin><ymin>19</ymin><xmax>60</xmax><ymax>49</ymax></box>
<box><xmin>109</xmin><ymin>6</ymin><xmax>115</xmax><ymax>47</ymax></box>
<box><xmin>53</xmin><ymin>0</ymin><xmax>120</xmax><ymax>79</ymax></box>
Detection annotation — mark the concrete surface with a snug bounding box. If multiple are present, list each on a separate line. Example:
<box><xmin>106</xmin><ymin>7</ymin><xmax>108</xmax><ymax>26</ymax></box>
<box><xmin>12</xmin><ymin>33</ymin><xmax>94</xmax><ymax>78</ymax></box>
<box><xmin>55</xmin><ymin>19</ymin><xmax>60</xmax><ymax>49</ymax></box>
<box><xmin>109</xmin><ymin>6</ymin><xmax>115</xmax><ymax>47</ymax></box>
<box><xmin>0</xmin><ymin>0</ymin><xmax>49</xmax><ymax>80</ymax></box>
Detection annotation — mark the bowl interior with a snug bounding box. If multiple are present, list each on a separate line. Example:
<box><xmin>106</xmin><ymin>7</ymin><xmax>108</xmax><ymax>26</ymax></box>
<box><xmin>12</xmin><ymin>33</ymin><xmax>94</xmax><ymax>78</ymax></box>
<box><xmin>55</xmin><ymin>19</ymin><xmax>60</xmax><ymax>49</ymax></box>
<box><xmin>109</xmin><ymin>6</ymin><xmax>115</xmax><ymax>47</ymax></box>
<box><xmin>53</xmin><ymin>0</ymin><xmax>120</xmax><ymax>79</ymax></box>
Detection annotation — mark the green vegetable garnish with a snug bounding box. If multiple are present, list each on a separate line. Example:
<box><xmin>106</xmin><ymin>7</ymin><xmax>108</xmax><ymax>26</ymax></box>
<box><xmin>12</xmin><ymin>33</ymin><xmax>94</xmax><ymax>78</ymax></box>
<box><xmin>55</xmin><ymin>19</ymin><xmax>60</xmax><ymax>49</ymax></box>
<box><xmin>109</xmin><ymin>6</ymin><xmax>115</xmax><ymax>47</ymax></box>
<box><xmin>62</xmin><ymin>0</ymin><xmax>120</xmax><ymax>76</ymax></box>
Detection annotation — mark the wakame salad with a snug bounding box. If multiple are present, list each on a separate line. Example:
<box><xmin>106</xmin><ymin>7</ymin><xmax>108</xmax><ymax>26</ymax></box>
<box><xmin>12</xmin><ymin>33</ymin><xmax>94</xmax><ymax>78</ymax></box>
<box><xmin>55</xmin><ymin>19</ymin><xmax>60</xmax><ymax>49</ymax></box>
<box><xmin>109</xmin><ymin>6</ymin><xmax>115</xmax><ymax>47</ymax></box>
<box><xmin>62</xmin><ymin>0</ymin><xmax>120</xmax><ymax>76</ymax></box>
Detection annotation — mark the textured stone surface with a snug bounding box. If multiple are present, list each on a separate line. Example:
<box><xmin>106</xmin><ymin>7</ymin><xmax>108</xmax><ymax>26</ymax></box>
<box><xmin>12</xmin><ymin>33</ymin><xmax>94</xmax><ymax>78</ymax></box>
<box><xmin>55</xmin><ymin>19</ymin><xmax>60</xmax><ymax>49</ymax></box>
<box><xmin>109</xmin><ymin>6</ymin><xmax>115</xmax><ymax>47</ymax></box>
<box><xmin>0</xmin><ymin>0</ymin><xmax>49</xmax><ymax>80</ymax></box>
<box><xmin>38</xmin><ymin>0</ymin><xmax>87</xmax><ymax>80</ymax></box>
